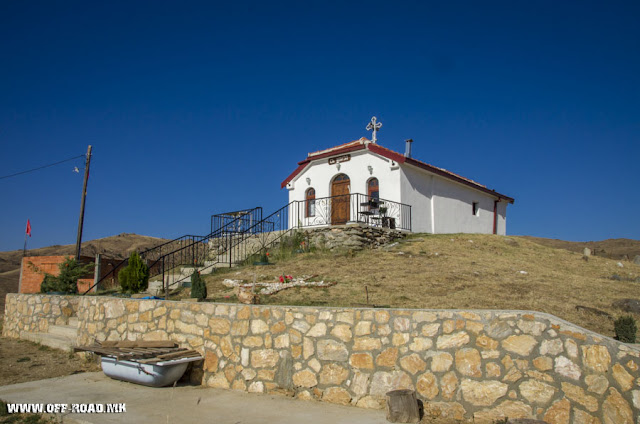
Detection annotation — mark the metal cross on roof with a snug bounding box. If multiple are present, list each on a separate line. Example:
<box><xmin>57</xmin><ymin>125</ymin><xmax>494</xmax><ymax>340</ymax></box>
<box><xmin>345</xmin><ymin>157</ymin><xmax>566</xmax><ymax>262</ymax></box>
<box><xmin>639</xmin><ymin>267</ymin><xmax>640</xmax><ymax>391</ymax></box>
<box><xmin>366</xmin><ymin>116</ymin><xmax>382</xmax><ymax>143</ymax></box>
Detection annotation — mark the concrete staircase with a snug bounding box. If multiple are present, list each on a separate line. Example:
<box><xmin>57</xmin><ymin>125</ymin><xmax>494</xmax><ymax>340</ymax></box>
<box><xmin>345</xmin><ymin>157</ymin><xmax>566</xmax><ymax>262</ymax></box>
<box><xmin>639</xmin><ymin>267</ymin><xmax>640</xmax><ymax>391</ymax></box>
<box><xmin>147</xmin><ymin>261</ymin><xmax>232</xmax><ymax>295</ymax></box>
<box><xmin>20</xmin><ymin>317</ymin><xmax>78</xmax><ymax>351</ymax></box>
<box><xmin>145</xmin><ymin>230</ymin><xmax>289</xmax><ymax>296</ymax></box>
<box><xmin>147</xmin><ymin>266</ymin><xmax>212</xmax><ymax>295</ymax></box>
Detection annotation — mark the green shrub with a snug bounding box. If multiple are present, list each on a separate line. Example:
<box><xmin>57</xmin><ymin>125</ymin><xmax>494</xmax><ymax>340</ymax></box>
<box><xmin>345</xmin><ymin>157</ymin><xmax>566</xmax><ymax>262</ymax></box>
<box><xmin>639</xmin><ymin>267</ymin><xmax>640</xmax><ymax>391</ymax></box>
<box><xmin>273</xmin><ymin>230</ymin><xmax>308</xmax><ymax>260</ymax></box>
<box><xmin>40</xmin><ymin>274</ymin><xmax>62</xmax><ymax>293</ymax></box>
<box><xmin>39</xmin><ymin>256</ymin><xmax>93</xmax><ymax>294</ymax></box>
<box><xmin>118</xmin><ymin>252</ymin><xmax>149</xmax><ymax>294</ymax></box>
<box><xmin>614</xmin><ymin>315</ymin><xmax>637</xmax><ymax>343</ymax></box>
<box><xmin>190</xmin><ymin>270</ymin><xmax>207</xmax><ymax>300</ymax></box>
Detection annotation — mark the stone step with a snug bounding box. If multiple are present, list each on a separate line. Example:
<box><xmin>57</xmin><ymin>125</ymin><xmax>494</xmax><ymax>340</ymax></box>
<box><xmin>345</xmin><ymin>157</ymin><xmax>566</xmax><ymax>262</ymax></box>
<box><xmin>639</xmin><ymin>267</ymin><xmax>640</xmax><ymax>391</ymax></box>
<box><xmin>147</xmin><ymin>280</ymin><xmax>165</xmax><ymax>296</ymax></box>
<box><xmin>211</xmin><ymin>261</ymin><xmax>237</xmax><ymax>269</ymax></box>
<box><xmin>147</xmin><ymin>278</ymin><xmax>185</xmax><ymax>296</ymax></box>
<box><xmin>161</xmin><ymin>274</ymin><xmax>192</xmax><ymax>284</ymax></box>
<box><xmin>201</xmin><ymin>263</ymin><xmax>216</xmax><ymax>274</ymax></box>
<box><xmin>20</xmin><ymin>331</ymin><xmax>74</xmax><ymax>351</ymax></box>
<box><xmin>49</xmin><ymin>324</ymin><xmax>77</xmax><ymax>339</ymax></box>
<box><xmin>164</xmin><ymin>275</ymin><xmax>188</xmax><ymax>287</ymax></box>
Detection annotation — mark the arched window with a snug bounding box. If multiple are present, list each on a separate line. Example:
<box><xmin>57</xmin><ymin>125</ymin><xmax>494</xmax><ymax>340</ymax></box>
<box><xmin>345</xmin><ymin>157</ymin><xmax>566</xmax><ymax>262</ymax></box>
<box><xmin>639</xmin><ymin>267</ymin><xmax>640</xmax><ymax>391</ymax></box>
<box><xmin>305</xmin><ymin>188</ymin><xmax>316</xmax><ymax>217</ymax></box>
<box><xmin>367</xmin><ymin>178</ymin><xmax>379</xmax><ymax>202</ymax></box>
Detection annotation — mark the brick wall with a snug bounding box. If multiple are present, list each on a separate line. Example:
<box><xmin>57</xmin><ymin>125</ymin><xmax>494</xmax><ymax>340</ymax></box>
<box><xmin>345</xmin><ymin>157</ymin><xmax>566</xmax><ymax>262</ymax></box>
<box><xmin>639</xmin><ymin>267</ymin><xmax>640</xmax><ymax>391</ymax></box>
<box><xmin>19</xmin><ymin>255</ymin><xmax>120</xmax><ymax>294</ymax></box>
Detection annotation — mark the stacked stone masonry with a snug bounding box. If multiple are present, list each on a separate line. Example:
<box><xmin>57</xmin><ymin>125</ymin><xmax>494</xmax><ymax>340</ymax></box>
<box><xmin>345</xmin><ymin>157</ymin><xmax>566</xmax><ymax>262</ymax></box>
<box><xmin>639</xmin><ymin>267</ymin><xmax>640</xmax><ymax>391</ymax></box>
<box><xmin>3</xmin><ymin>293</ymin><xmax>639</xmax><ymax>423</ymax></box>
<box><xmin>2</xmin><ymin>294</ymin><xmax>79</xmax><ymax>334</ymax></box>
<box><xmin>302</xmin><ymin>225</ymin><xmax>406</xmax><ymax>250</ymax></box>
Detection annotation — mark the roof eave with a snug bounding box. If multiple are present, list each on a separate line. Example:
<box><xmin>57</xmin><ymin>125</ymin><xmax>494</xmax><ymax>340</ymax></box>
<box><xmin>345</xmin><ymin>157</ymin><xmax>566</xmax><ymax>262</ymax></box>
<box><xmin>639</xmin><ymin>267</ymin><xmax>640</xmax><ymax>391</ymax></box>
<box><xmin>281</xmin><ymin>144</ymin><xmax>367</xmax><ymax>189</ymax></box>
<box><xmin>282</xmin><ymin>141</ymin><xmax>515</xmax><ymax>204</ymax></box>
<box><xmin>403</xmin><ymin>158</ymin><xmax>515</xmax><ymax>203</ymax></box>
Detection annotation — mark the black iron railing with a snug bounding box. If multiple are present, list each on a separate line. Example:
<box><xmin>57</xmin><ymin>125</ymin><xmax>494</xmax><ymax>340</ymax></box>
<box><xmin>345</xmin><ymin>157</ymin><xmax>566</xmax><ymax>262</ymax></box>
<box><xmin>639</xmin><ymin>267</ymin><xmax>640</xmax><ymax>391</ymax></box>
<box><xmin>150</xmin><ymin>194</ymin><xmax>411</xmax><ymax>289</ymax></box>
<box><xmin>81</xmin><ymin>210</ymin><xmax>258</xmax><ymax>294</ymax></box>
<box><xmin>149</xmin><ymin>203</ymin><xmax>293</xmax><ymax>291</ymax></box>
<box><xmin>83</xmin><ymin>195</ymin><xmax>410</xmax><ymax>296</ymax></box>
<box><xmin>289</xmin><ymin>193</ymin><xmax>411</xmax><ymax>232</ymax></box>
<box><xmin>211</xmin><ymin>207</ymin><xmax>263</xmax><ymax>236</ymax></box>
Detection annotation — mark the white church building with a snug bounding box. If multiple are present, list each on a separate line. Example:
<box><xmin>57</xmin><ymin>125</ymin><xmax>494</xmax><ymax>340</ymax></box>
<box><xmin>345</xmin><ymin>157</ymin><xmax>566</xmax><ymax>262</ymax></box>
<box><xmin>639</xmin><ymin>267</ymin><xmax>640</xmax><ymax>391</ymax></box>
<box><xmin>281</xmin><ymin>118</ymin><xmax>514</xmax><ymax>235</ymax></box>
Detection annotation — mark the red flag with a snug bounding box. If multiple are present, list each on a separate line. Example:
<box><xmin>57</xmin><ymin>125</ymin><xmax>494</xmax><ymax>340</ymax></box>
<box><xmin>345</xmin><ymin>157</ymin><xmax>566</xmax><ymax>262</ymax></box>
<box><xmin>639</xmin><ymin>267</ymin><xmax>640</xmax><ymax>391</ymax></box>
<box><xmin>26</xmin><ymin>220</ymin><xmax>31</xmax><ymax>237</ymax></box>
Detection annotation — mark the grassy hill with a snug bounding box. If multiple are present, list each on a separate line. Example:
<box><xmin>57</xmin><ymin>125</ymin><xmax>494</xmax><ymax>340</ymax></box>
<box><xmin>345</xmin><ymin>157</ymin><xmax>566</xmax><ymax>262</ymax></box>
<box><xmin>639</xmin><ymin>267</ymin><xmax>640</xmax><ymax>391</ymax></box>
<box><xmin>521</xmin><ymin>236</ymin><xmax>640</xmax><ymax>259</ymax></box>
<box><xmin>201</xmin><ymin>233</ymin><xmax>640</xmax><ymax>339</ymax></box>
<box><xmin>1</xmin><ymin>232</ymin><xmax>638</xmax><ymax>339</ymax></box>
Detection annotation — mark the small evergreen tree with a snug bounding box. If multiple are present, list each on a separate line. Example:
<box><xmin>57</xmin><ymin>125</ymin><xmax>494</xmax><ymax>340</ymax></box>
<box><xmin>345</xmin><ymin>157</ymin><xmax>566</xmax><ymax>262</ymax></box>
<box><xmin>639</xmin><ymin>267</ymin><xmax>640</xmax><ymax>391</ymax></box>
<box><xmin>191</xmin><ymin>270</ymin><xmax>207</xmax><ymax>300</ymax></box>
<box><xmin>118</xmin><ymin>252</ymin><xmax>149</xmax><ymax>294</ymax></box>
<box><xmin>614</xmin><ymin>315</ymin><xmax>637</xmax><ymax>343</ymax></box>
<box><xmin>259</xmin><ymin>251</ymin><xmax>269</xmax><ymax>263</ymax></box>
<box><xmin>40</xmin><ymin>274</ymin><xmax>60</xmax><ymax>293</ymax></box>
<box><xmin>39</xmin><ymin>256</ymin><xmax>93</xmax><ymax>294</ymax></box>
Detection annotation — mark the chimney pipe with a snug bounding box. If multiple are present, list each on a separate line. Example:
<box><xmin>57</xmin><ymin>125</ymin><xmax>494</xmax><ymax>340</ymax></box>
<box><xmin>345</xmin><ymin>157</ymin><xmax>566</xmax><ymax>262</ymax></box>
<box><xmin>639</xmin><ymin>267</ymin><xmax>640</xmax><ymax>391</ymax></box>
<box><xmin>404</xmin><ymin>139</ymin><xmax>413</xmax><ymax>158</ymax></box>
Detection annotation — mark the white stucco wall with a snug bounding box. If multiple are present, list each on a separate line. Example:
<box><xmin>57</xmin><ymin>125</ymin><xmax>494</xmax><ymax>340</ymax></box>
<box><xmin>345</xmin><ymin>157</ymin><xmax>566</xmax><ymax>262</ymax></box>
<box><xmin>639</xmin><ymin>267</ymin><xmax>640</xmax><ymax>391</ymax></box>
<box><xmin>400</xmin><ymin>165</ymin><xmax>434</xmax><ymax>233</ymax></box>
<box><xmin>495</xmin><ymin>200</ymin><xmax>507</xmax><ymax>235</ymax></box>
<box><xmin>284</xmin><ymin>149</ymin><xmax>510</xmax><ymax>235</ymax></box>
<box><xmin>401</xmin><ymin>163</ymin><xmax>508</xmax><ymax>235</ymax></box>
<box><xmin>431</xmin><ymin>174</ymin><xmax>503</xmax><ymax>235</ymax></box>
<box><xmin>285</xmin><ymin>149</ymin><xmax>402</xmax><ymax>228</ymax></box>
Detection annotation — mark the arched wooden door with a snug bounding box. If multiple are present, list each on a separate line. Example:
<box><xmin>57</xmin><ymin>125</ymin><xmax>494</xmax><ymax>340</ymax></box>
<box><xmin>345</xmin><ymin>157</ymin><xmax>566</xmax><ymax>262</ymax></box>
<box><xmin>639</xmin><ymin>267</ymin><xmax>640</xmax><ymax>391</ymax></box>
<box><xmin>331</xmin><ymin>174</ymin><xmax>350</xmax><ymax>225</ymax></box>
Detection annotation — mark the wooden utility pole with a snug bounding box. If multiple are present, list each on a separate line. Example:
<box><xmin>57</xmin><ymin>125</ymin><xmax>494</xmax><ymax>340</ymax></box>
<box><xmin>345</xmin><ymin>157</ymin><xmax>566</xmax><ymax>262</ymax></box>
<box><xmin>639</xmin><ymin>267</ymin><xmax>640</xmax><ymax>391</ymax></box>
<box><xmin>75</xmin><ymin>145</ymin><xmax>92</xmax><ymax>260</ymax></box>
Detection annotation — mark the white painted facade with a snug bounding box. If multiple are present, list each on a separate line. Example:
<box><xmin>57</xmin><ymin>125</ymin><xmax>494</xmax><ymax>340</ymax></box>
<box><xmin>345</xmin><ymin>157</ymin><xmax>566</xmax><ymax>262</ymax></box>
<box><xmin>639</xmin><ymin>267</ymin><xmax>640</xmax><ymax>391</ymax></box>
<box><xmin>284</xmin><ymin>149</ymin><xmax>405</xmax><ymax>229</ymax></box>
<box><xmin>282</xmin><ymin>138</ymin><xmax>513</xmax><ymax>235</ymax></box>
<box><xmin>400</xmin><ymin>163</ymin><xmax>508</xmax><ymax>234</ymax></box>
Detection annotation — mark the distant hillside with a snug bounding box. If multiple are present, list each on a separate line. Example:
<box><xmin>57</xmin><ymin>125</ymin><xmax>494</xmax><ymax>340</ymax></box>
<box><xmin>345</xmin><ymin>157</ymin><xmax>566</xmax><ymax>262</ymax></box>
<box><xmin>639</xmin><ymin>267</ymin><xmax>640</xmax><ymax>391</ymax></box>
<box><xmin>521</xmin><ymin>236</ymin><xmax>640</xmax><ymax>259</ymax></box>
<box><xmin>0</xmin><ymin>233</ymin><xmax>168</xmax><ymax>312</ymax></box>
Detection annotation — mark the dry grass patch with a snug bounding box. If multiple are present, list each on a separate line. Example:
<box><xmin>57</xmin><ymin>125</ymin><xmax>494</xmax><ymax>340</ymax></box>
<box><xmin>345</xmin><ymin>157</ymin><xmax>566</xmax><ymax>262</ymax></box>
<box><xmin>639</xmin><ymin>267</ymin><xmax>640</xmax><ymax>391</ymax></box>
<box><xmin>0</xmin><ymin>335</ymin><xmax>100</xmax><ymax>386</ymax></box>
<box><xmin>202</xmin><ymin>234</ymin><xmax>640</xmax><ymax>338</ymax></box>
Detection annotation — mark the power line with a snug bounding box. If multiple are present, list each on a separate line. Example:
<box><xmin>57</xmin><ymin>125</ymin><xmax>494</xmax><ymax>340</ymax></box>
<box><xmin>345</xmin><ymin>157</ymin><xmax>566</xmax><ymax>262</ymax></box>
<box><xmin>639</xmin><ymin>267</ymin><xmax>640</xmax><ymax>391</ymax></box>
<box><xmin>0</xmin><ymin>154</ymin><xmax>85</xmax><ymax>180</ymax></box>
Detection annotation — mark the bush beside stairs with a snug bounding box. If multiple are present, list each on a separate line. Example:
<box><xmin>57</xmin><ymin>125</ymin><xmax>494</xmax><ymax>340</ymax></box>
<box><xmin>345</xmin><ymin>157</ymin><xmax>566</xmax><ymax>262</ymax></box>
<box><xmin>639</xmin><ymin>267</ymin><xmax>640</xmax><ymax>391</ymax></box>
<box><xmin>147</xmin><ymin>264</ymin><xmax>216</xmax><ymax>295</ymax></box>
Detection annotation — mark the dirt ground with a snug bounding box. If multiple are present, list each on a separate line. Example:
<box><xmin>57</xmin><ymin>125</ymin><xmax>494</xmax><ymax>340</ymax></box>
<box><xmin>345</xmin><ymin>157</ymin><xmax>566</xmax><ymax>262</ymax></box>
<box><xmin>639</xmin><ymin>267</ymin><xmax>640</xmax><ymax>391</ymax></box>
<box><xmin>0</xmin><ymin>327</ymin><xmax>100</xmax><ymax>387</ymax></box>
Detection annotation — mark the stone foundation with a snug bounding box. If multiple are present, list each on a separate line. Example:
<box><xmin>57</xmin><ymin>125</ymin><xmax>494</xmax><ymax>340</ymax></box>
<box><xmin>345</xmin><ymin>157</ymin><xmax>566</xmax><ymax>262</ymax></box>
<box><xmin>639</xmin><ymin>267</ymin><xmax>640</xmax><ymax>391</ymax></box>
<box><xmin>302</xmin><ymin>225</ymin><xmax>406</xmax><ymax>250</ymax></box>
<box><xmin>3</xmin><ymin>293</ymin><xmax>639</xmax><ymax>423</ymax></box>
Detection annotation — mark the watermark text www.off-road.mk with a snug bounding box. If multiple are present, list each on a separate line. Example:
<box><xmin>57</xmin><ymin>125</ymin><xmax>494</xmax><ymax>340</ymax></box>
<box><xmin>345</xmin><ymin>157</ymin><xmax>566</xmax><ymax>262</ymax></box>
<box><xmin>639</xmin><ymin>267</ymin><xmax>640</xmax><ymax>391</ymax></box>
<box><xmin>7</xmin><ymin>403</ymin><xmax>126</xmax><ymax>414</ymax></box>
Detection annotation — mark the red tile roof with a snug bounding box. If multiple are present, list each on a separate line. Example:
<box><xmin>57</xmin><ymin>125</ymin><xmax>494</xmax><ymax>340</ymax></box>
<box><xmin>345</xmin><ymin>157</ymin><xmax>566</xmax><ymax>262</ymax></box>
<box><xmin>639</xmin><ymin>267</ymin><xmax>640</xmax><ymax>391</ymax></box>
<box><xmin>281</xmin><ymin>140</ymin><xmax>514</xmax><ymax>203</ymax></box>
<box><xmin>308</xmin><ymin>137</ymin><xmax>368</xmax><ymax>157</ymax></box>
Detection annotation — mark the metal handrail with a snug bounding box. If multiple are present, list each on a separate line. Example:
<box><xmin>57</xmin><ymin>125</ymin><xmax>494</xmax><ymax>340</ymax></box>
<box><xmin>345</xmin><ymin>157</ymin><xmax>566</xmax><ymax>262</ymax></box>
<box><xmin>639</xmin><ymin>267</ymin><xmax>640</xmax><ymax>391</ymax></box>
<box><xmin>81</xmin><ymin>234</ymin><xmax>204</xmax><ymax>295</ymax></box>
<box><xmin>154</xmin><ymin>202</ymin><xmax>294</xmax><ymax>288</ymax></box>
<box><xmin>81</xmin><ymin>211</ymin><xmax>255</xmax><ymax>295</ymax></box>
<box><xmin>158</xmin><ymin>194</ymin><xmax>411</xmax><ymax>288</ymax></box>
<box><xmin>211</xmin><ymin>207</ymin><xmax>263</xmax><ymax>235</ymax></box>
<box><xmin>83</xmin><ymin>195</ymin><xmax>411</xmax><ymax>295</ymax></box>
<box><xmin>289</xmin><ymin>192</ymin><xmax>412</xmax><ymax>231</ymax></box>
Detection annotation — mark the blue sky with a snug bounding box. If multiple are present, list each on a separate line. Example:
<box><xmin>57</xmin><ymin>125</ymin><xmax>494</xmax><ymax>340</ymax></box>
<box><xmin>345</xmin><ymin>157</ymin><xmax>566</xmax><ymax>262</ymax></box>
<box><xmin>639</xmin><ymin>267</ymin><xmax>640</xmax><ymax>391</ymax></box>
<box><xmin>1</xmin><ymin>1</ymin><xmax>638</xmax><ymax>251</ymax></box>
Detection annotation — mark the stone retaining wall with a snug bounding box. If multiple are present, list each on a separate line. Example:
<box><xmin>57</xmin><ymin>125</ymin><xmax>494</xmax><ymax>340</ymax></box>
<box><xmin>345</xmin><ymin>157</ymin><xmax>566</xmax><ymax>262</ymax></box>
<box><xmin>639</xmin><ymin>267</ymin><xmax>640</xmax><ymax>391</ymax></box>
<box><xmin>3</xmin><ymin>293</ymin><xmax>639</xmax><ymax>423</ymax></box>
<box><xmin>2</xmin><ymin>294</ymin><xmax>80</xmax><ymax>336</ymax></box>
<box><xmin>302</xmin><ymin>225</ymin><xmax>406</xmax><ymax>250</ymax></box>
